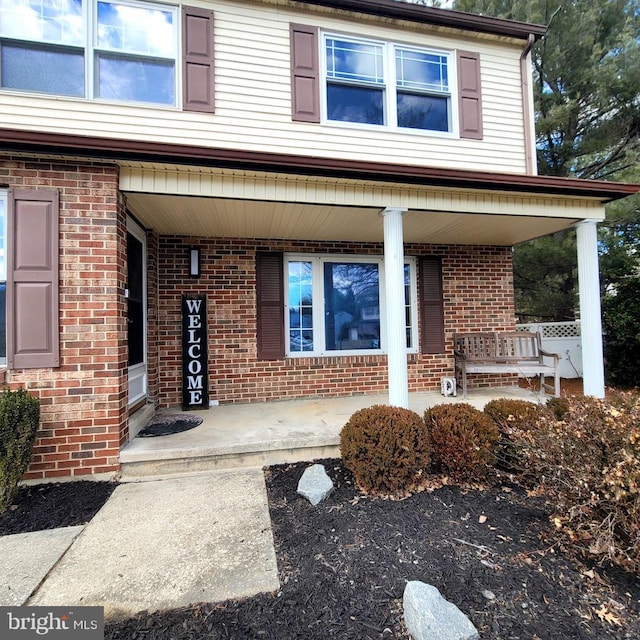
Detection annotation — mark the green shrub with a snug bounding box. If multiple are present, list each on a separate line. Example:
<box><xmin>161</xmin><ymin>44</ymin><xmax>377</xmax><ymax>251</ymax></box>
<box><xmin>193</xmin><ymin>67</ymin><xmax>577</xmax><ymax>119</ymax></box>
<box><xmin>510</xmin><ymin>391</ymin><xmax>640</xmax><ymax>573</ymax></box>
<box><xmin>602</xmin><ymin>277</ymin><xmax>640</xmax><ymax>388</ymax></box>
<box><xmin>0</xmin><ymin>389</ymin><xmax>40</xmax><ymax>514</ymax></box>
<box><xmin>483</xmin><ymin>398</ymin><xmax>545</xmax><ymax>471</ymax></box>
<box><xmin>340</xmin><ymin>405</ymin><xmax>430</xmax><ymax>496</ymax></box>
<box><xmin>424</xmin><ymin>403</ymin><xmax>499</xmax><ymax>482</ymax></box>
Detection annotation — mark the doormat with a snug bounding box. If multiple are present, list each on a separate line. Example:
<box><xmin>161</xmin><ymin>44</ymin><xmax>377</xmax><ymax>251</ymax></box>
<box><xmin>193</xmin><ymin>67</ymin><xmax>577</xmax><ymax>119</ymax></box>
<box><xmin>138</xmin><ymin>414</ymin><xmax>203</xmax><ymax>437</ymax></box>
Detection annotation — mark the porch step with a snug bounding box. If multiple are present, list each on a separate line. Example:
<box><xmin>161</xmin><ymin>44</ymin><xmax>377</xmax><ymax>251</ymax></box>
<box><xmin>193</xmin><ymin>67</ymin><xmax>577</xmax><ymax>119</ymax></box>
<box><xmin>119</xmin><ymin>388</ymin><xmax>538</xmax><ymax>482</ymax></box>
<box><xmin>119</xmin><ymin>436</ymin><xmax>341</xmax><ymax>481</ymax></box>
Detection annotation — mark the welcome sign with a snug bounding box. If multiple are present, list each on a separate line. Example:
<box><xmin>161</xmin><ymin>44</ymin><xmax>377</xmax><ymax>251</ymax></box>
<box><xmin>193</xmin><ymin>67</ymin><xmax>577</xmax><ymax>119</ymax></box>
<box><xmin>182</xmin><ymin>295</ymin><xmax>209</xmax><ymax>410</ymax></box>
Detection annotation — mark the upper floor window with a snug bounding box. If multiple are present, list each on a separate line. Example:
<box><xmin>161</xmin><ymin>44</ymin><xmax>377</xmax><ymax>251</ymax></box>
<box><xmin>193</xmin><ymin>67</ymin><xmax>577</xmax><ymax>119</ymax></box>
<box><xmin>324</xmin><ymin>34</ymin><xmax>452</xmax><ymax>133</ymax></box>
<box><xmin>0</xmin><ymin>0</ymin><xmax>178</xmax><ymax>105</ymax></box>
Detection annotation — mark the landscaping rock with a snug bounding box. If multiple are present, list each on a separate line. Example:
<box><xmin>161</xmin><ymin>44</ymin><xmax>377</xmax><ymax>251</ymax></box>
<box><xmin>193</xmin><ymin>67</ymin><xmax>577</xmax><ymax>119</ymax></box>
<box><xmin>403</xmin><ymin>581</ymin><xmax>480</xmax><ymax>640</ymax></box>
<box><xmin>296</xmin><ymin>464</ymin><xmax>334</xmax><ymax>506</ymax></box>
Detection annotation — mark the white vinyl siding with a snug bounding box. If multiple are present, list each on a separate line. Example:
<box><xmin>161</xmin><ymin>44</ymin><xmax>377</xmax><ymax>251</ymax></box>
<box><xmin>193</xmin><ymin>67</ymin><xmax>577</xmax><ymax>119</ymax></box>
<box><xmin>0</xmin><ymin>0</ymin><xmax>530</xmax><ymax>174</ymax></box>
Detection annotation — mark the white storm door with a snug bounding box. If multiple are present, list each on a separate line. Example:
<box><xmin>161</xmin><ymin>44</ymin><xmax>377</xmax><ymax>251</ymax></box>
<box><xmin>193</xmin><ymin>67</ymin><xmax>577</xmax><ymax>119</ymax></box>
<box><xmin>127</xmin><ymin>218</ymin><xmax>147</xmax><ymax>407</ymax></box>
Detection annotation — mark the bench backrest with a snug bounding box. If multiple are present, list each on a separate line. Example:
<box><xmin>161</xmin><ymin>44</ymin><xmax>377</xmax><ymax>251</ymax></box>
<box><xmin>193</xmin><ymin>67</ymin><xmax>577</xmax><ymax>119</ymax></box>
<box><xmin>454</xmin><ymin>331</ymin><xmax>542</xmax><ymax>362</ymax></box>
<box><xmin>454</xmin><ymin>332</ymin><xmax>497</xmax><ymax>361</ymax></box>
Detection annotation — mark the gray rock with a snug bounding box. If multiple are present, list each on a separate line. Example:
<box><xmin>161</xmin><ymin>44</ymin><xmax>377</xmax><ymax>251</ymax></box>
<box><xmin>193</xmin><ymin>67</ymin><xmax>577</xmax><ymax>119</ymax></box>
<box><xmin>403</xmin><ymin>581</ymin><xmax>480</xmax><ymax>640</ymax></box>
<box><xmin>296</xmin><ymin>464</ymin><xmax>334</xmax><ymax>506</ymax></box>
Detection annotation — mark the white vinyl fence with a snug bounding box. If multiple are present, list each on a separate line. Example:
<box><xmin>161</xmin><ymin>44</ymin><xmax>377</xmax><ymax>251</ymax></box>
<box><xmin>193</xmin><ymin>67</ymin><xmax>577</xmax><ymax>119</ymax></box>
<box><xmin>516</xmin><ymin>321</ymin><xmax>582</xmax><ymax>379</ymax></box>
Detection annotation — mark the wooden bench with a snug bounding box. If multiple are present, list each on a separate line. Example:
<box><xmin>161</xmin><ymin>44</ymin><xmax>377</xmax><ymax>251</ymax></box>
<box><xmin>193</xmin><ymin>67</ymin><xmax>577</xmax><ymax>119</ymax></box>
<box><xmin>453</xmin><ymin>331</ymin><xmax>560</xmax><ymax>398</ymax></box>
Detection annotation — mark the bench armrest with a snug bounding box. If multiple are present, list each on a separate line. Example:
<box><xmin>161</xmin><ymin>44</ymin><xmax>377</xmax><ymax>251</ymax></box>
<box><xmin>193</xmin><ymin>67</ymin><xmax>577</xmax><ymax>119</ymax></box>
<box><xmin>539</xmin><ymin>348</ymin><xmax>560</xmax><ymax>364</ymax></box>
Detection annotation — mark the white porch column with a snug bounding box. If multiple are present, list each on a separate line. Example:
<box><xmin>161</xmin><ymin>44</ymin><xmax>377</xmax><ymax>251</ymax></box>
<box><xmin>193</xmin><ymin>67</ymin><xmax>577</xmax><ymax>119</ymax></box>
<box><xmin>576</xmin><ymin>219</ymin><xmax>605</xmax><ymax>398</ymax></box>
<box><xmin>381</xmin><ymin>207</ymin><xmax>409</xmax><ymax>408</ymax></box>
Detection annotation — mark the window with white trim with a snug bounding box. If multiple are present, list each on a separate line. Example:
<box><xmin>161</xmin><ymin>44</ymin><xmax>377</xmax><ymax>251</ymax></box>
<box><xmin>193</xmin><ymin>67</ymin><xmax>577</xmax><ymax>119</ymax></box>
<box><xmin>285</xmin><ymin>254</ymin><xmax>417</xmax><ymax>357</ymax></box>
<box><xmin>0</xmin><ymin>0</ymin><xmax>178</xmax><ymax>105</ymax></box>
<box><xmin>323</xmin><ymin>34</ymin><xmax>452</xmax><ymax>133</ymax></box>
<box><xmin>0</xmin><ymin>190</ymin><xmax>6</xmax><ymax>366</ymax></box>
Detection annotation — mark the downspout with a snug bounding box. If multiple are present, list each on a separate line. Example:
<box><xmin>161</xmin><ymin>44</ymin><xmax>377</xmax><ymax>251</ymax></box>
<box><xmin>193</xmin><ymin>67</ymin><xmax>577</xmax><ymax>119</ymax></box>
<box><xmin>520</xmin><ymin>34</ymin><xmax>536</xmax><ymax>175</ymax></box>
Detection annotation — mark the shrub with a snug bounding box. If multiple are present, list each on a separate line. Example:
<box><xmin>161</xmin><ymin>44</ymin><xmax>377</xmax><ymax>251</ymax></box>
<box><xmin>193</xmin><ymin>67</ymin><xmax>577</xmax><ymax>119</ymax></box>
<box><xmin>546</xmin><ymin>396</ymin><xmax>570</xmax><ymax>419</ymax></box>
<box><xmin>510</xmin><ymin>391</ymin><xmax>640</xmax><ymax>573</ymax></box>
<box><xmin>0</xmin><ymin>389</ymin><xmax>40</xmax><ymax>514</ymax></box>
<box><xmin>484</xmin><ymin>398</ymin><xmax>543</xmax><ymax>427</ymax></box>
<box><xmin>602</xmin><ymin>277</ymin><xmax>640</xmax><ymax>388</ymax></box>
<box><xmin>340</xmin><ymin>405</ymin><xmax>430</xmax><ymax>496</ymax></box>
<box><xmin>483</xmin><ymin>398</ymin><xmax>545</xmax><ymax>471</ymax></box>
<box><xmin>424</xmin><ymin>403</ymin><xmax>499</xmax><ymax>482</ymax></box>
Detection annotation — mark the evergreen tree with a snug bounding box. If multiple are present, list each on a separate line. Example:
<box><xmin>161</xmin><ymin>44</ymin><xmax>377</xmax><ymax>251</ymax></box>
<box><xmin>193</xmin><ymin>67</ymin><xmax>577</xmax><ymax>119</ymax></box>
<box><xmin>452</xmin><ymin>0</ymin><xmax>640</xmax><ymax>178</ymax></box>
<box><xmin>450</xmin><ymin>0</ymin><xmax>640</xmax><ymax>383</ymax></box>
<box><xmin>453</xmin><ymin>0</ymin><xmax>640</xmax><ymax>329</ymax></box>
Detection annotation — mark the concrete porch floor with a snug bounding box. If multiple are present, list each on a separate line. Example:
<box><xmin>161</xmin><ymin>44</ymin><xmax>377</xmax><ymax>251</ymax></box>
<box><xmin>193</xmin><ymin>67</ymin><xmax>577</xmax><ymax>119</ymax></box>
<box><xmin>119</xmin><ymin>386</ymin><xmax>542</xmax><ymax>481</ymax></box>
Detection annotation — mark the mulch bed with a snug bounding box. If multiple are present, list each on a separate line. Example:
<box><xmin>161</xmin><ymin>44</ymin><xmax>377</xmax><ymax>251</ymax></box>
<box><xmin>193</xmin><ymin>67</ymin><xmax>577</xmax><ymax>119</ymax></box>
<box><xmin>0</xmin><ymin>481</ymin><xmax>117</xmax><ymax>535</ymax></box>
<box><xmin>103</xmin><ymin>460</ymin><xmax>640</xmax><ymax>640</ymax></box>
<box><xmin>2</xmin><ymin>449</ymin><xmax>639</xmax><ymax>639</ymax></box>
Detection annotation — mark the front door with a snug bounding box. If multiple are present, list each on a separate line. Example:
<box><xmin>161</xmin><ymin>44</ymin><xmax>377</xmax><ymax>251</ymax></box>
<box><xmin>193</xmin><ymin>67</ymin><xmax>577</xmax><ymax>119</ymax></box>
<box><xmin>127</xmin><ymin>218</ymin><xmax>147</xmax><ymax>408</ymax></box>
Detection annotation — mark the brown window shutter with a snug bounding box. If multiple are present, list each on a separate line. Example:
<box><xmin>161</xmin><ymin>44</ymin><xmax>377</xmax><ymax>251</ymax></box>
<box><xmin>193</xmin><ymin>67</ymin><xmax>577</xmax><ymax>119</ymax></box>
<box><xmin>290</xmin><ymin>24</ymin><xmax>320</xmax><ymax>123</ymax></box>
<box><xmin>256</xmin><ymin>252</ymin><xmax>285</xmax><ymax>360</ymax></box>
<box><xmin>457</xmin><ymin>50</ymin><xmax>483</xmax><ymax>140</ymax></box>
<box><xmin>419</xmin><ymin>257</ymin><xmax>445</xmax><ymax>354</ymax></box>
<box><xmin>182</xmin><ymin>5</ymin><xmax>215</xmax><ymax>113</ymax></box>
<box><xmin>7</xmin><ymin>189</ymin><xmax>59</xmax><ymax>369</ymax></box>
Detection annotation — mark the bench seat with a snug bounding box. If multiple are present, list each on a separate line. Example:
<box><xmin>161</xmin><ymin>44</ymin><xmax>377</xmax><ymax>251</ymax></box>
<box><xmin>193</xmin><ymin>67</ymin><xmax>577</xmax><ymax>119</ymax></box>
<box><xmin>454</xmin><ymin>331</ymin><xmax>560</xmax><ymax>398</ymax></box>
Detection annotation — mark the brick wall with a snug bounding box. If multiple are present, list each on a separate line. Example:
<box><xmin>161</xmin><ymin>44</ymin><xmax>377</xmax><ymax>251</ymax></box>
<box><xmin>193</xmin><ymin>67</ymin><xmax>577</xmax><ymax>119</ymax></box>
<box><xmin>0</xmin><ymin>154</ymin><xmax>517</xmax><ymax>480</ymax></box>
<box><xmin>157</xmin><ymin>237</ymin><xmax>516</xmax><ymax>407</ymax></box>
<box><xmin>145</xmin><ymin>229</ymin><xmax>160</xmax><ymax>407</ymax></box>
<box><xmin>0</xmin><ymin>157</ymin><xmax>127</xmax><ymax>480</ymax></box>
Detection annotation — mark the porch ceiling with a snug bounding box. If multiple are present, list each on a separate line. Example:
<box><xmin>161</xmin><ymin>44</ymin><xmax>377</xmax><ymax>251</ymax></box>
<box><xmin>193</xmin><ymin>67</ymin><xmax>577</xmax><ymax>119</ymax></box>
<box><xmin>125</xmin><ymin>193</ymin><xmax>580</xmax><ymax>246</ymax></box>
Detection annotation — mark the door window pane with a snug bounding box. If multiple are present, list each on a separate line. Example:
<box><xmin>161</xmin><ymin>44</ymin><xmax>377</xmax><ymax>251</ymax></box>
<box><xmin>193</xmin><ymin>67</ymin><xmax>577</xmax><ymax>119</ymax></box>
<box><xmin>324</xmin><ymin>262</ymin><xmax>380</xmax><ymax>351</ymax></box>
<box><xmin>404</xmin><ymin>264</ymin><xmax>416</xmax><ymax>349</ymax></box>
<box><xmin>288</xmin><ymin>261</ymin><xmax>314</xmax><ymax>353</ymax></box>
<box><xmin>127</xmin><ymin>231</ymin><xmax>144</xmax><ymax>367</ymax></box>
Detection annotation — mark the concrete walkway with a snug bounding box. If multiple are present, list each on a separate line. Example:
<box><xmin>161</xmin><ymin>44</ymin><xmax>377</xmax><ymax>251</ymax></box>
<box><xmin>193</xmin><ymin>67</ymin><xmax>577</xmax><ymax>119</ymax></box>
<box><xmin>0</xmin><ymin>526</ymin><xmax>84</xmax><ymax>607</ymax></box>
<box><xmin>3</xmin><ymin>469</ymin><xmax>279</xmax><ymax>620</ymax></box>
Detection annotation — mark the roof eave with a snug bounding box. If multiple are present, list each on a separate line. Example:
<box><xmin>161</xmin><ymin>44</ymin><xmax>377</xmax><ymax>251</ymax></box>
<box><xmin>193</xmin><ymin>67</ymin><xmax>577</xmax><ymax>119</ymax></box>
<box><xmin>295</xmin><ymin>0</ymin><xmax>547</xmax><ymax>41</ymax></box>
<box><xmin>0</xmin><ymin>128</ymin><xmax>636</xmax><ymax>203</ymax></box>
